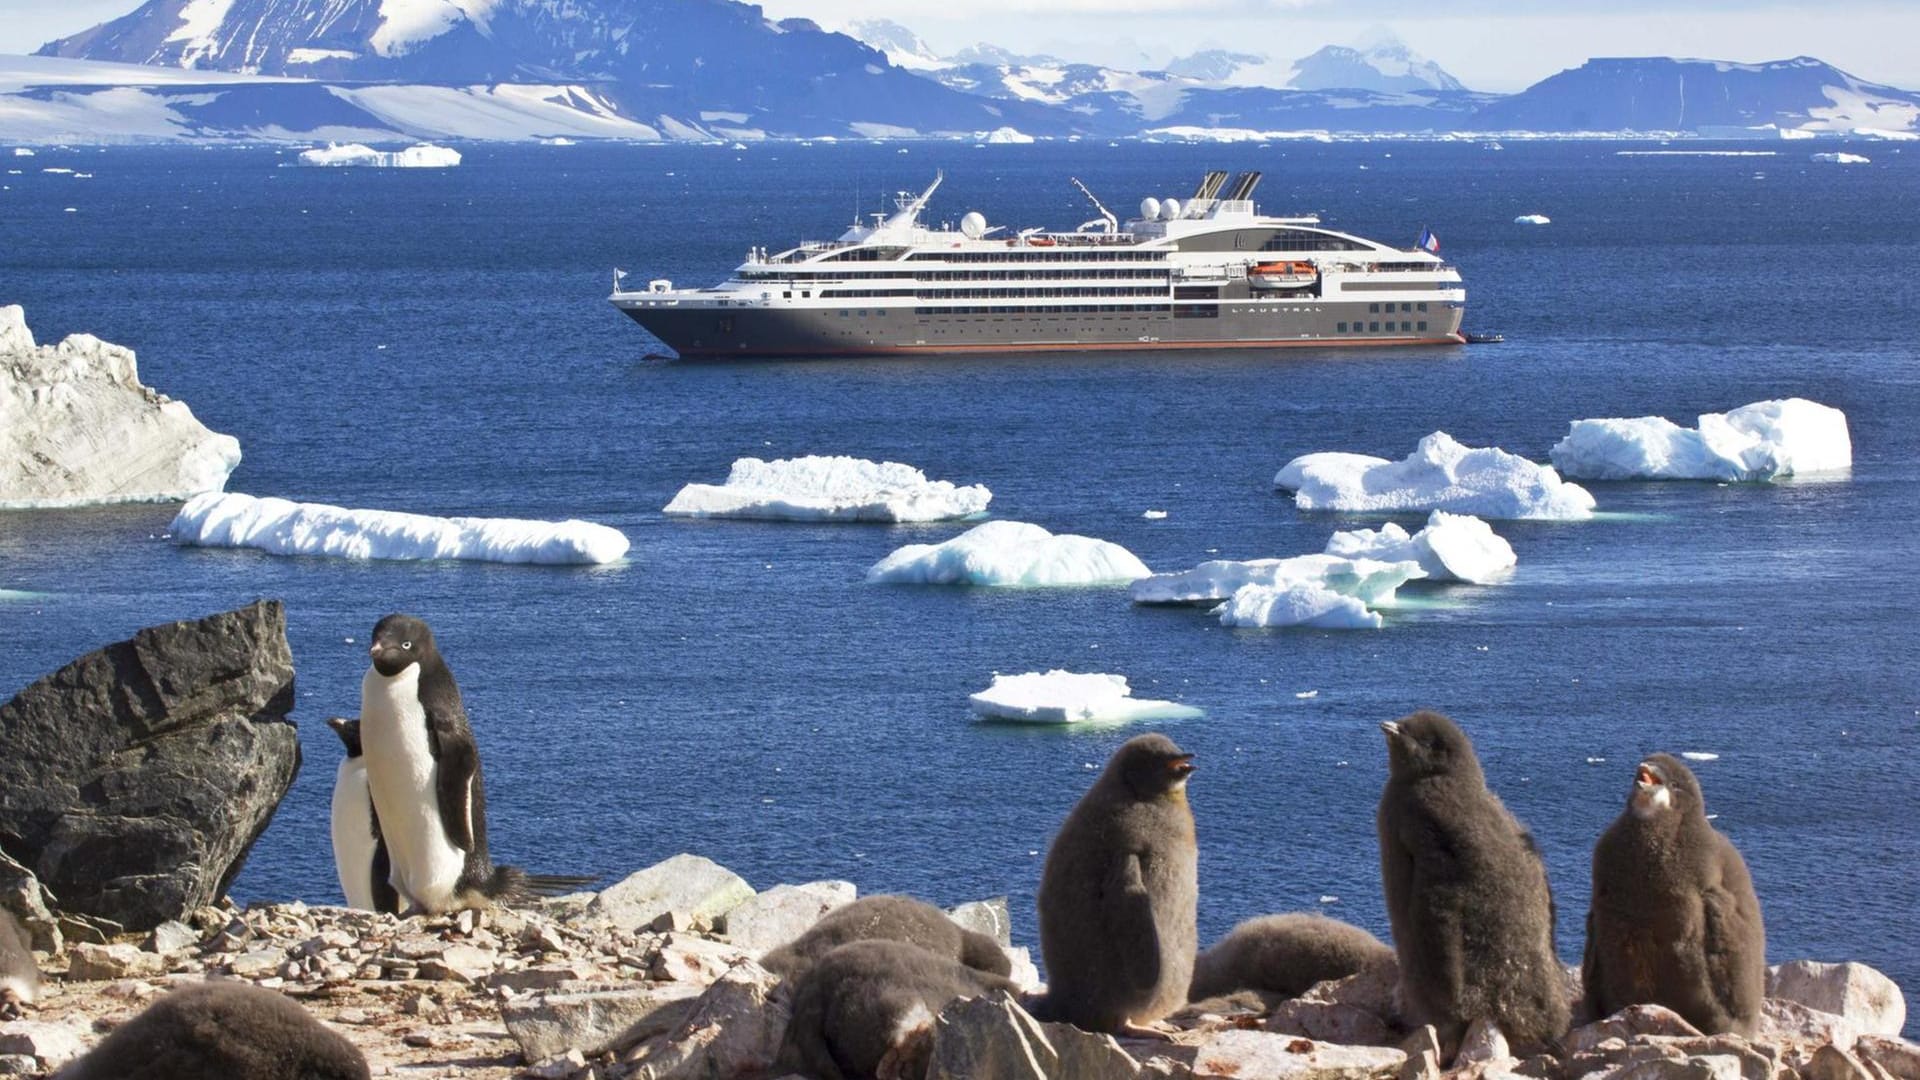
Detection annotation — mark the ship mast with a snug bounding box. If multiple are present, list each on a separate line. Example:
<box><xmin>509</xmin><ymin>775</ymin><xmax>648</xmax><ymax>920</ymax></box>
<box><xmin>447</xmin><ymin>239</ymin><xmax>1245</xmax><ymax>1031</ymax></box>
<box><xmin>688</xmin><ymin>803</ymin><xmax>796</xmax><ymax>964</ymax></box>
<box><xmin>1070</xmin><ymin>176</ymin><xmax>1118</xmax><ymax>234</ymax></box>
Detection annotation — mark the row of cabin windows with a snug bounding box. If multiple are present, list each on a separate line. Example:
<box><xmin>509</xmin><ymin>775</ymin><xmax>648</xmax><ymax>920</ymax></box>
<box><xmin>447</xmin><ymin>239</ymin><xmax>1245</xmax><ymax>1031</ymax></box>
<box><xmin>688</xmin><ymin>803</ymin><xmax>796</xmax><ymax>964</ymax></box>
<box><xmin>1368</xmin><ymin>302</ymin><xmax>1430</xmax><ymax>314</ymax></box>
<box><xmin>744</xmin><ymin>267</ymin><xmax>1170</xmax><ymax>284</ymax></box>
<box><xmin>1337</xmin><ymin>321</ymin><xmax>1430</xmax><ymax>333</ymax></box>
<box><xmin>905</xmin><ymin>250</ymin><xmax>1167</xmax><ymax>263</ymax></box>
<box><xmin>910</xmin><ymin>304</ymin><xmax>1175</xmax><ymax>315</ymax></box>
<box><xmin>820</xmin><ymin>286</ymin><xmax>1170</xmax><ymax>300</ymax></box>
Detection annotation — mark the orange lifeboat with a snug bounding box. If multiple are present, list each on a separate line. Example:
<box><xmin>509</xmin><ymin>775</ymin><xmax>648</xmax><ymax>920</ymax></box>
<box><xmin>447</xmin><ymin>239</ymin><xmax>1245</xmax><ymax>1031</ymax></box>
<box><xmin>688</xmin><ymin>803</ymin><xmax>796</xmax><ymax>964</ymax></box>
<box><xmin>1249</xmin><ymin>260</ymin><xmax>1318</xmax><ymax>288</ymax></box>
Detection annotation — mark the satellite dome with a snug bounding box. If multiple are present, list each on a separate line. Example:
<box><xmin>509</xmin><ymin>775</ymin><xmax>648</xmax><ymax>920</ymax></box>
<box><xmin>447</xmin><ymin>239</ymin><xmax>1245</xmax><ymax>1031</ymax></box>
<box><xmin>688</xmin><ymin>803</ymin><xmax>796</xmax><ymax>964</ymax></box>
<box><xmin>960</xmin><ymin>211</ymin><xmax>987</xmax><ymax>239</ymax></box>
<box><xmin>1139</xmin><ymin>197</ymin><xmax>1161</xmax><ymax>221</ymax></box>
<box><xmin>1161</xmin><ymin>198</ymin><xmax>1182</xmax><ymax>220</ymax></box>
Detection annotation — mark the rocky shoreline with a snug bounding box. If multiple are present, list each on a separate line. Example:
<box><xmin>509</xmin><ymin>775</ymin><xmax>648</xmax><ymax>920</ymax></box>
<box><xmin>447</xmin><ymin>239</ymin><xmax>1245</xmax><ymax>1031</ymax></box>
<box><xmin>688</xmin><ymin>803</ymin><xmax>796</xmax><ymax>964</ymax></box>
<box><xmin>0</xmin><ymin>860</ymin><xmax>1913</xmax><ymax>1080</ymax></box>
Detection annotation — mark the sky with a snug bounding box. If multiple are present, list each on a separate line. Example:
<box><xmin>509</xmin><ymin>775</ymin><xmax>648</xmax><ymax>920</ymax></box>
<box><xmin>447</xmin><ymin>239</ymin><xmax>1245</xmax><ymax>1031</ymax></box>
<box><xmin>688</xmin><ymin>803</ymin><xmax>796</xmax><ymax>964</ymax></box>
<box><xmin>1</xmin><ymin>0</ymin><xmax>1917</xmax><ymax>93</ymax></box>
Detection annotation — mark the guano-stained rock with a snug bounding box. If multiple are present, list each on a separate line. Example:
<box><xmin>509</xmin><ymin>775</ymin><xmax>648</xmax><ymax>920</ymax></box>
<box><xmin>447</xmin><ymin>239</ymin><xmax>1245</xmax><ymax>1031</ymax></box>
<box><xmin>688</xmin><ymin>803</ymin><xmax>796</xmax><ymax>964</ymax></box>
<box><xmin>1767</xmin><ymin>963</ymin><xmax>1907</xmax><ymax>1037</ymax></box>
<box><xmin>716</xmin><ymin>880</ymin><xmax>855</xmax><ymax>954</ymax></box>
<box><xmin>501</xmin><ymin>984</ymin><xmax>704</xmax><ymax>1062</ymax></box>
<box><xmin>621</xmin><ymin>960</ymin><xmax>788</xmax><ymax>1080</ymax></box>
<box><xmin>586</xmin><ymin>854</ymin><xmax>755</xmax><ymax>933</ymax></box>
<box><xmin>926</xmin><ymin>991</ymin><xmax>1140</xmax><ymax>1080</ymax></box>
<box><xmin>1193</xmin><ymin>1030</ymin><xmax>1407</xmax><ymax>1080</ymax></box>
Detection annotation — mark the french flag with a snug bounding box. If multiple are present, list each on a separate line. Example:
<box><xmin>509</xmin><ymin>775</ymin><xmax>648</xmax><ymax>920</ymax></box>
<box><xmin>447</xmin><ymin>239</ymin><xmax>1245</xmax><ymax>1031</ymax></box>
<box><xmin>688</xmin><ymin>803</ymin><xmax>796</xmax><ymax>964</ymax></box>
<box><xmin>1417</xmin><ymin>227</ymin><xmax>1440</xmax><ymax>254</ymax></box>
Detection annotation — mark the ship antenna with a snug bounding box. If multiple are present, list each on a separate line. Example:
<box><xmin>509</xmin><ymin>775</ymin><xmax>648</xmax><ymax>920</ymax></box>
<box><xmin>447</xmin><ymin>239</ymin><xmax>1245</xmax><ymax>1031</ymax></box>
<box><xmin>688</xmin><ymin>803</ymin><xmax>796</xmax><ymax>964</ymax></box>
<box><xmin>1070</xmin><ymin>176</ymin><xmax>1118</xmax><ymax>235</ymax></box>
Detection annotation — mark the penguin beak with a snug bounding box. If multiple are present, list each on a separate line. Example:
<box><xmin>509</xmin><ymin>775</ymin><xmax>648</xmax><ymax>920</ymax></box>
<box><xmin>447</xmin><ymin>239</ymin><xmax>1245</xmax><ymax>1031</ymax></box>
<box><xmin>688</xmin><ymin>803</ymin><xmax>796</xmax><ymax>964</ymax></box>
<box><xmin>327</xmin><ymin>717</ymin><xmax>348</xmax><ymax>735</ymax></box>
<box><xmin>1635</xmin><ymin>763</ymin><xmax>1662</xmax><ymax>788</ymax></box>
<box><xmin>1380</xmin><ymin>720</ymin><xmax>1402</xmax><ymax>740</ymax></box>
<box><xmin>1167</xmin><ymin>754</ymin><xmax>1195</xmax><ymax>778</ymax></box>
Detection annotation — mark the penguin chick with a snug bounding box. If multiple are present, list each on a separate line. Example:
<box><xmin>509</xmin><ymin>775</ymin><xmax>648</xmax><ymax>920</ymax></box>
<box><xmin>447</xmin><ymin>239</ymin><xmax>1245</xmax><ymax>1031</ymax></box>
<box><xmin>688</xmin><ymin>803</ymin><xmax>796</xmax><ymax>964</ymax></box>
<box><xmin>59</xmin><ymin>981</ymin><xmax>369</xmax><ymax>1080</ymax></box>
<box><xmin>1033</xmin><ymin>732</ymin><xmax>1199</xmax><ymax>1035</ymax></box>
<box><xmin>1189</xmin><ymin>912</ymin><xmax>1393</xmax><ymax>1002</ymax></box>
<box><xmin>1584</xmin><ymin>753</ymin><xmax>1765</xmax><ymax>1036</ymax></box>
<box><xmin>327</xmin><ymin>717</ymin><xmax>399</xmax><ymax>915</ymax></box>
<box><xmin>761</xmin><ymin>895</ymin><xmax>1010</xmax><ymax>983</ymax></box>
<box><xmin>0</xmin><ymin>909</ymin><xmax>38</xmax><ymax>1019</ymax></box>
<box><xmin>776</xmin><ymin>939</ymin><xmax>1015</xmax><ymax>1080</ymax></box>
<box><xmin>1378</xmin><ymin>711</ymin><xmax>1568</xmax><ymax>1053</ymax></box>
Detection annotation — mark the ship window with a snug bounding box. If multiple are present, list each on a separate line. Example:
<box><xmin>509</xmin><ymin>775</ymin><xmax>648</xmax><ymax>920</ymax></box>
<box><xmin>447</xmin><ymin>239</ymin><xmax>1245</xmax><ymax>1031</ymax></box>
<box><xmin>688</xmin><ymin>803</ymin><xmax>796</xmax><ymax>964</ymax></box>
<box><xmin>1337</xmin><ymin>322</ymin><xmax>1348</xmax><ymax>333</ymax></box>
<box><xmin>1368</xmin><ymin>303</ymin><xmax>1379</xmax><ymax>313</ymax></box>
<box><xmin>1401</xmin><ymin>303</ymin><xmax>1412</xmax><ymax>313</ymax></box>
<box><xmin>839</xmin><ymin>310</ymin><xmax>849</xmax><ymax>317</ymax></box>
<box><xmin>1401</xmin><ymin>321</ymin><xmax>1412</xmax><ymax>331</ymax></box>
<box><xmin>1418</xmin><ymin>321</ymin><xmax>1428</xmax><ymax>331</ymax></box>
<box><xmin>1369</xmin><ymin>321</ymin><xmax>1380</xmax><ymax>332</ymax></box>
<box><xmin>1417</xmin><ymin>302</ymin><xmax>1428</xmax><ymax>312</ymax></box>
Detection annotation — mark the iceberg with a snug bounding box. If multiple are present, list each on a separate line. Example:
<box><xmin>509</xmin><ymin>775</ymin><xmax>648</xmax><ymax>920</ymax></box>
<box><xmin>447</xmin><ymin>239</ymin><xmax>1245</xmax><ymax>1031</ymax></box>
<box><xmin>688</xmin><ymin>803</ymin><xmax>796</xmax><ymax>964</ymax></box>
<box><xmin>981</xmin><ymin>126</ymin><xmax>1036</xmax><ymax>144</ymax></box>
<box><xmin>1514</xmin><ymin>213</ymin><xmax>1551</xmax><ymax>225</ymax></box>
<box><xmin>968</xmin><ymin>670</ymin><xmax>1203</xmax><ymax>725</ymax></box>
<box><xmin>1324</xmin><ymin>511</ymin><xmax>1516</xmax><ymax>584</ymax></box>
<box><xmin>1549</xmin><ymin>398</ymin><xmax>1851</xmax><ymax>482</ymax></box>
<box><xmin>867</xmin><ymin>520</ymin><xmax>1149</xmax><ymax>587</ymax></box>
<box><xmin>169</xmin><ymin>492</ymin><xmax>629</xmax><ymax>565</ymax></box>
<box><xmin>1810</xmin><ymin>152</ymin><xmax>1869</xmax><ymax>164</ymax></box>
<box><xmin>1275</xmin><ymin>432</ymin><xmax>1597</xmax><ymax>520</ymax></box>
<box><xmin>664</xmin><ymin>455</ymin><xmax>990</xmax><ymax>522</ymax></box>
<box><xmin>1130</xmin><ymin>554</ymin><xmax>1423</xmax><ymax>606</ymax></box>
<box><xmin>1</xmin><ymin>304</ymin><xmax>240</xmax><ymax>509</ymax></box>
<box><xmin>1215</xmin><ymin>582</ymin><xmax>1383</xmax><ymax>630</ymax></box>
<box><xmin>296</xmin><ymin>142</ymin><xmax>461</xmax><ymax>167</ymax></box>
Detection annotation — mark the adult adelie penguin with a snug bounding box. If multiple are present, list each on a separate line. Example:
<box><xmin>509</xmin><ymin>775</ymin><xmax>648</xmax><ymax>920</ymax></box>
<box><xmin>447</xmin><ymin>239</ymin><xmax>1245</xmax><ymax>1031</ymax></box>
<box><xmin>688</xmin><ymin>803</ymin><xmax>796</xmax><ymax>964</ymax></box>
<box><xmin>1585</xmin><ymin>753</ymin><xmax>1765</xmax><ymax>1036</ymax></box>
<box><xmin>59</xmin><ymin>982</ymin><xmax>369</xmax><ymax>1080</ymax></box>
<box><xmin>1378</xmin><ymin>711</ymin><xmax>1567</xmax><ymax>1052</ymax></box>
<box><xmin>1033</xmin><ymin>732</ymin><xmax>1199</xmax><ymax>1036</ymax></box>
<box><xmin>776</xmin><ymin>939</ymin><xmax>1016</xmax><ymax>1080</ymax></box>
<box><xmin>0</xmin><ymin>909</ymin><xmax>37</xmax><ymax>1019</ymax></box>
<box><xmin>359</xmin><ymin>613</ymin><xmax>588</xmax><ymax>914</ymax></box>
<box><xmin>1188</xmin><ymin>913</ymin><xmax>1393</xmax><ymax>1003</ymax></box>
<box><xmin>327</xmin><ymin>718</ymin><xmax>398</xmax><ymax>915</ymax></box>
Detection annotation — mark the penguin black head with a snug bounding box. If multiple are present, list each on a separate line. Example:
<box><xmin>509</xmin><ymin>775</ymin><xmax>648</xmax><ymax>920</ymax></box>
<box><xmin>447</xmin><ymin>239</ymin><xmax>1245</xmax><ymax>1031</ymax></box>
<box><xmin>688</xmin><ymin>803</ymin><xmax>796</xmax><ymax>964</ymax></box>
<box><xmin>1629</xmin><ymin>752</ymin><xmax>1703</xmax><ymax>820</ymax></box>
<box><xmin>1108</xmin><ymin>732</ymin><xmax>1196</xmax><ymax>799</ymax></box>
<box><xmin>1380</xmin><ymin>710</ymin><xmax>1481</xmax><ymax>783</ymax></box>
<box><xmin>326</xmin><ymin>717</ymin><xmax>363</xmax><ymax>758</ymax></box>
<box><xmin>368</xmin><ymin>613</ymin><xmax>436</xmax><ymax>677</ymax></box>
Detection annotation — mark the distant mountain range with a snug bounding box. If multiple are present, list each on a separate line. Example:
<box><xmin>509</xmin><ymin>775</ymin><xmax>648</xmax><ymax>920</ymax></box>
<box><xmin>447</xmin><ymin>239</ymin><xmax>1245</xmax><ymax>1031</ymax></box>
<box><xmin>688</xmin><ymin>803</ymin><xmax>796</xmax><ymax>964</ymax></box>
<box><xmin>2</xmin><ymin>0</ymin><xmax>1915</xmax><ymax>143</ymax></box>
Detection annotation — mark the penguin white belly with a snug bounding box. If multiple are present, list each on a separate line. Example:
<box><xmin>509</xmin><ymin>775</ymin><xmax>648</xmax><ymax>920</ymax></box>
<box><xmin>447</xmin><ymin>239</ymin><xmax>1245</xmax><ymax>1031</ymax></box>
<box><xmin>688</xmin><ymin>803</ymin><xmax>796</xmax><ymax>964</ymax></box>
<box><xmin>329</xmin><ymin>758</ymin><xmax>380</xmax><ymax>910</ymax></box>
<box><xmin>361</xmin><ymin>666</ymin><xmax>467</xmax><ymax>913</ymax></box>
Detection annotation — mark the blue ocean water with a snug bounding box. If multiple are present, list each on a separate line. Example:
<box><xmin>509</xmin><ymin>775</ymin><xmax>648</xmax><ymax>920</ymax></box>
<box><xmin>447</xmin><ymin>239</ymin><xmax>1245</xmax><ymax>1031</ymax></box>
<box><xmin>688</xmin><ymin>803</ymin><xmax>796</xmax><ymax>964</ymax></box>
<box><xmin>2</xmin><ymin>140</ymin><xmax>1916</xmax><ymax>1014</ymax></box>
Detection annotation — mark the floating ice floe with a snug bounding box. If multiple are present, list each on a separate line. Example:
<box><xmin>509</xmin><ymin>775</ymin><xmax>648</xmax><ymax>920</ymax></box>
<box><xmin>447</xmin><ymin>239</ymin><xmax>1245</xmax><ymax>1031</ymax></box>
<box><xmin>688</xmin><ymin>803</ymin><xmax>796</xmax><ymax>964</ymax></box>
<box><xmin>1142</xmin><ymin>509</ymin><xmax>1168</xmax><ymax>520</ymax></box>
<box><xmin>11</xmin><ymin>148</ymin><xmax>33</xmax><ymax>157</ymax></box>
<box><xmin>867</xmin><ymin>520</ymin><xmax>1149</xmax><ymax>587</ymax></box>
<box><xmin>1810</xmin><ymin>152</ymin><xmax>1869</xmax><ymax>165</ymax></box>
<box><xmin>2</xmin><ymin>304</ymin><xmax>240</xmax><ymax>509</ymax></box>
<box><xmin>1549</xmin><ymin>398</ymin><xmax>1851</xmax><ymax>482</ymax></box>
<box><xmin>1130</xmin><ymin>553</ymin><xmax>1422</xmax><ymax>606</ymax></box>
<box><xmin>1276</xmin><ymin>432</ymin><xmax>1597</xmax><ymax>520</ymax></box>
<box><xmin>1217</xmin><ymin>582</ymin><xmax>1384</xmax><ymax>629</ymax></box>
<box><xmin>297</xmin><ymin>142</ymin><xmax>462</xmax><ymax>168</ymax></box>
<box><xmin>1324</xmin><ymin>510</ymin><xmax>1516</xmax><ymax>584</ymax></box>
<box><xmin>968</xmin><ymin>670</ymin><xmax>1203</xmax><ymax>724</ymax></box>
<box><xmin>664</xmin><ymin>455</ymin><xmax>990</xmax><ymax>522</ymax></box>
<box><xmin>170</xmin><ymin>492</ymin><xmax>629</xmax><ymax>565</ymax></box>
<box><xmin>1681</xmin><ymin>751</ymin><xmax>1720</xmax><ymax>762</ymax></box>
<box><xmin>1514</xmin><ymin>213</ymin><xmax>1551</xmax><ymax>225</ymax></box>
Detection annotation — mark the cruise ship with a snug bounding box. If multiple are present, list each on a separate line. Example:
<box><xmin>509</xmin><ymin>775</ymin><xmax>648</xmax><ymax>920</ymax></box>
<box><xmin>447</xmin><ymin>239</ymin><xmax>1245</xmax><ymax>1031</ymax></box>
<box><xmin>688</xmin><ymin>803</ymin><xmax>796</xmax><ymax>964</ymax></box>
<box><xmin>610</xmin><ymin>170</ymin><xmax>1464</xmax><ymax>358</ymax></box>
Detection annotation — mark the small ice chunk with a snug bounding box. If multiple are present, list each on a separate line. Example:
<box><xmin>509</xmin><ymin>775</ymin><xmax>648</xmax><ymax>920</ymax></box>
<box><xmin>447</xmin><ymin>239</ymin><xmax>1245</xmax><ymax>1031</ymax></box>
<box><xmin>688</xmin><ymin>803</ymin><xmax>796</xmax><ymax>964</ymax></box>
<box><xmin>1295</xmin><ymin>689</ymin><xmax>1319</xmax><ymax>699</ymax></box>
<box><xmin>867</xmin><ymin>520</ymin><xmax>1149</xmax><ymax>586</ymax></box>
<box><xmin>296</xmin><ymin>142</ymin><xmax>461</xmax><ymax>167</ymax></box>
<box><xmin>968</xmin><ymin>670</ymin><xmax>1202</xmax><ymax>724</ymax></box>
<box><xmin>1550</xmin><ymin>398</ymin><xmax>1851</xmax><ymax>481</ymax></box>
<box><xmin>1215</xmin><ymin>581</ymin><xmax>1383</xmax><ymax>629</ymax></box>
<box><xmin>1811</xmin><ymin>152</ymin><xmax>1869</xmax><ymax>164</ymax></box>
<box><xmin>169</xmin><ymin>492</ymin><xmax>629</xmax><ymax>564</ymax></box>
<box><xmin>1318</xmin><ymin>895</ymin><xmax>1339</xmax><ymax>904</ymax></box>
<box><xmin>1131</xmin><ymin>553</ymin><xmax>1424</xmax><ymax>606</ymax></box>
<box><xmin>1275</xmin><ymin>432</ymin><xmax>1596</xmax><ymax>520</ymax></box>
<box><xmin>1514</xmin><ymin>213</ymin><xmax>1551</xmax><ymax>224</ymax></box>
<box><xmin>1325</xmin><ymin>510</ymin><xmax>1516</xmax><ymax>584</ymax></box>
<box><xmin>1680</xmin><ymin>751</ymin><xmax>1719</xmax><ymax>762</ymax></box>
<box><xmin>1142</xmin><ymin>509</ymin><xmax>1168</xmax><ymax>519</ymax></box>
<box><xmin>665</xmin><ymin>455</ymin><xmax>989</xmax><ymax>522</ymax></box>
<box><xmin>1586</xmin><ymin>756</ymin><xmax>1607</xmax><ymax>764</ymax></box>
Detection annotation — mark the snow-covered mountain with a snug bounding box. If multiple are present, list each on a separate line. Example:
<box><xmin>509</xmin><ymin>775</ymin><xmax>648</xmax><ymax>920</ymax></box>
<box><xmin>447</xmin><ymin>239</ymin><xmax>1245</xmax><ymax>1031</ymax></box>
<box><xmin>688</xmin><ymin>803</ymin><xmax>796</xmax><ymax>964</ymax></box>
<box><xmin>29</xmin><ymin>0</ymin><xmax>1075</xmax><ymax>139</ymax></box>
<box><xmin>1473</xmin><ymin>56</ymin><xmax>1920</xmax><ymax>133</ymax></box>
<box><xmin>842</xmin><ymin>17</ymin><xmax>947</xmax><ymax>71</ymax></box>
<box><xmin>1160</xmin><ymin>33</ymin><xmax>1465</xmax><ymax>93</ymax></box>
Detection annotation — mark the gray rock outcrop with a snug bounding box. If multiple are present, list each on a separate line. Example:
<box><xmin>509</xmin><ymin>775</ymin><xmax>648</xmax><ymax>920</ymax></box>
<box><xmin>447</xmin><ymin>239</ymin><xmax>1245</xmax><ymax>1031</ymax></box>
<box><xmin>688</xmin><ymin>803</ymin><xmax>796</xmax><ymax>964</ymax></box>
<box><xmin>0</xmin><ymin>600</ymin><xmax>300</xmax><ymax>932</ymax></box>
<box><xmin>0</xmin><ymin>304</ymin><xmax>241</xmax><ymax>508</ymax></box>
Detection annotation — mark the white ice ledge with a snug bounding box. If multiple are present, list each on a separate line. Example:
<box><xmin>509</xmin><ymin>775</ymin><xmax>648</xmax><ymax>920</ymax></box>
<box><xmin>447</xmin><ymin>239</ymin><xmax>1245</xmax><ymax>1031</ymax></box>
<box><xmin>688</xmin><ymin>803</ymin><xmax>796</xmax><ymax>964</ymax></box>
<box><xmin>1325</xmin><ymin>511</ymin><xmax>1516</xmax><ymax>584</ymax></box>
<box><xmin>170</xmin><ymin>492</ymin><xmax>630</xmax><ymax>565</ymax></box>
<box><xmin>969</xmin><ymin>670</ymin><xmax>1202</xmax><ymax>725</ymax></box>
<box><xmin>1</xmin><ymin>304</ymin><xmax>240</xmax><ymax>509</ymax></box>
<box><xmin>1132</xmin><ymin>553</ymin><xmax>1422</xmax><ymax>631</ymax></box>
<box><xmin>665</xmin><ymin>456</ymin><xmax>990</xmax><ymax>523</ymax></box>
<box><xmin>1549</xmin><ymin>399</ymin><xmax>1852</xmax><ymax>482</ymax></box>
<box><xmin>1276</xmin><ymin>432</ymin><xmax>1596</xmax><ymax>520</ymax></box>
<box><xmin>296</xmin><ymin>142</ymin><xmax>461</xmax><ymax>167</ymax></box>
<box><xmin>867</xmin><ymin>520</ymin><xmax>1149</xmax><ymax>587</ymax></box>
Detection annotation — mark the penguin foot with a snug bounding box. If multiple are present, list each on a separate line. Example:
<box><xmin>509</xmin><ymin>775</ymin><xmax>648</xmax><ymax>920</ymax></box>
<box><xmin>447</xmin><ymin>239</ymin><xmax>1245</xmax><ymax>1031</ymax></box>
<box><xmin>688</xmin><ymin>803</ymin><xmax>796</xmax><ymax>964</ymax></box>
<box><xmin>1119</xmin><ymin>1020</ymin><xmax>1177</xmax><ymax>1042</ymax></box>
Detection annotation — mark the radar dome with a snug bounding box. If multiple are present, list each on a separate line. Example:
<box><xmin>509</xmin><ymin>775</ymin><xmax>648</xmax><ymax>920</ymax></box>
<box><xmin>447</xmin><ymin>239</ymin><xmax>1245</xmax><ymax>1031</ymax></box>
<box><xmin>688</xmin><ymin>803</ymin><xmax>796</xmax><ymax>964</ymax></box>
<box><xmin>1161</xmin><ymin>198</ymin><xmax>1182</xmax><ymax>220</ymax></box>
<box><xmin>960</xmin><ymin>211</ymin><xmax>987</xmax><ymax>239</ymax></box>
<box><xmin>1139</xmin><ymin>197</ymin><xmax>1161</xmax><ymax>221</ymax></box>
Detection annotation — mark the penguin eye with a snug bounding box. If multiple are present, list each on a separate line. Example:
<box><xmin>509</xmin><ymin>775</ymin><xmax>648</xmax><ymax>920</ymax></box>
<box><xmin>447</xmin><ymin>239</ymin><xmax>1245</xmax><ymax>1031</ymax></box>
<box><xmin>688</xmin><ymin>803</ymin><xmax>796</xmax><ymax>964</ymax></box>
<box><xmin>401</xmin><ymin>641</ymin><xmax>413</xmax><ymax>650</ymax></box>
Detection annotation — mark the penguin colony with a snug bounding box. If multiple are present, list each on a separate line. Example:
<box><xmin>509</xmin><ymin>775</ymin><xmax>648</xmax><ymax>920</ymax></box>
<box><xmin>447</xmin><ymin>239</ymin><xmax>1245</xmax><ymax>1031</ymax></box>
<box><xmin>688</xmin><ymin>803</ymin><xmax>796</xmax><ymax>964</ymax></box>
<box><xmin>7</xmin><ymin>609</ymin><xmax>1772</xmax><ymax>1079</ymax></box>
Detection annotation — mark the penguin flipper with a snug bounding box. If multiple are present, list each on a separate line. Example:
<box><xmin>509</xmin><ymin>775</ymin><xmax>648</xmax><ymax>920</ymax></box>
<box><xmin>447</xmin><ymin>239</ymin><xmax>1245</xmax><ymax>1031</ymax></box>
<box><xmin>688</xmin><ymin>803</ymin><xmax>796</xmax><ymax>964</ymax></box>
<box><xmin>1106</xmin><ymin>852</ymin><xmax>1164</xmax><ymax>995</ymax></box>
<box><xmin>427</xmin><ymin>722</ymin><xmax>480</xmax><ymax>853</ymax></box>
